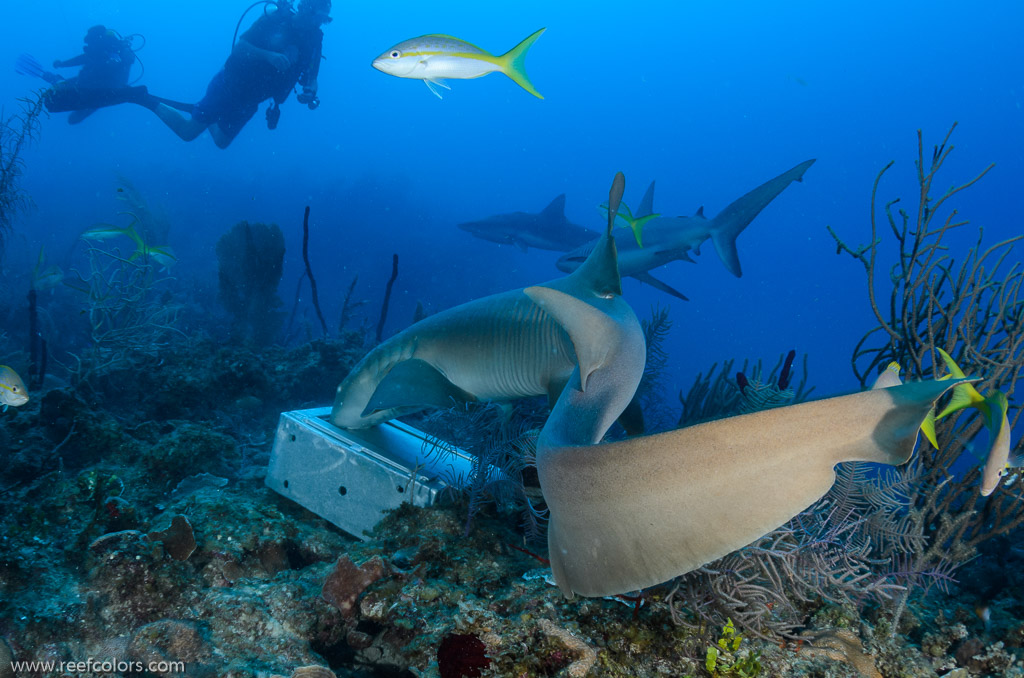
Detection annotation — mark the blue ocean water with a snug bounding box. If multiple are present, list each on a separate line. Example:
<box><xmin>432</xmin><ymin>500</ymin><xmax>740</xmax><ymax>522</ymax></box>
<box><xmin>1</xmin><ymin>0</ymin><xmax>1022</xmax><ymax>402</ymax></box>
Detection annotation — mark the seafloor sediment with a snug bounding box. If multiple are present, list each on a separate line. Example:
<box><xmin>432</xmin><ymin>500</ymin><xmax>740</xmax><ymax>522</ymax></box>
<box><xmin>0</xmin><ymin>338</ymin><xmax>1021</xmax><ymax>677</ymax></box>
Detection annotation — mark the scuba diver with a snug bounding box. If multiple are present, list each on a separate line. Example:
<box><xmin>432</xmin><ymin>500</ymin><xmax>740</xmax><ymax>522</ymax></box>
<box><xmin>17</xmin><ymin>25</ymin><xmax>145</xmax><ymax>124</ymax></box>
<box><xmin>143</xmin><ymin>0</ymin><xmax>331</xmax><ymax>148</ymax></box>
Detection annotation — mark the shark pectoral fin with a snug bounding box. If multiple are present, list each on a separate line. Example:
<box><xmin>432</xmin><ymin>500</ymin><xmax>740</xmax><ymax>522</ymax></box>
<box><xmin>524</xmin><ymin>286</ymin><xmax>614</xmax><ymax>392</ymax></box>
<box><xmin>631</xmin><ymin>272</ymin><xmax>688</xmax><ymax>301</ymax></box>
<box><xmin>361</xmin><ymin>358</ymin><xmax>475</xmax><ymax>416</ymax></box>
<box><xmin>514</xmin><ymin>240</ymin><xmax>529</xmax><ymax>253</ymax></box>
<box><xmin>616</xmin><ymin>391</ymin><xmax>645</xmax><ymax>436</ymax></box>
<box><xmin>539</xmin><ymin>377</ymin><xmax>965</xmax><ymax>598</ymax></box>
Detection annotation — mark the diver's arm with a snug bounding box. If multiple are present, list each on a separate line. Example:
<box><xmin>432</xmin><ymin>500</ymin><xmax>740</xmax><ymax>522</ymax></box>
<box><xmin>54</xmin><ymin>53</ymin><xmax>88</xmax><ymax>68</ymax></box>
<box><xmin>297</xmin><ymin>39</ymin><xmax>323</xmax><ymax>102</ymax></box>
<box><xmin>234</xmin><ymin>37</ymin><xmax>290</xmax><ymax>71</ymax></box>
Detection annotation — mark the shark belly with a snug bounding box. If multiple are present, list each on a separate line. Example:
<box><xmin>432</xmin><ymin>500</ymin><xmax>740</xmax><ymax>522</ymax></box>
<box><xmin>331</xmin><ymin>290</ymin><xmax>575</xmax><ymax>429</ymax></box>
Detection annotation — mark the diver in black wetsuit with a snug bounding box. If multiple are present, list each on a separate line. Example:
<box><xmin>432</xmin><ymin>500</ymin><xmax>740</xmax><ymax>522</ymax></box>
<box><xmin>145</xmin><ymin>0</ymin><xmax>331</xmax><ymax>148</ymax></box>
<box><xmin>52</xmin><ymin>25</ymin><xmax>137</xmax><ymax>124</ymax></box>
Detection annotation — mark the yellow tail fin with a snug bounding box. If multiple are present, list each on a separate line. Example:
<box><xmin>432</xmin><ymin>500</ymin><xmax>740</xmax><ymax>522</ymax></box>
<box><xmin>500</xmin><ymin>28</ymin><xmax>546</xmax><ymax>99</ymax></box>
<box><xmin>934</xmin><ymin>348</ymin><xmax>986</xmax><ymax>419</ymax></box>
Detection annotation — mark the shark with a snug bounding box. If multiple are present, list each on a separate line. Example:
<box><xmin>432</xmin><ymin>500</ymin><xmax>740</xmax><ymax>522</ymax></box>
<box><xmin>334</xmin><ymin>170</ymin><xmax>967</xmax><ymax>600</ymax></box>
<box><xmin>555</xmin><ymin>159</ymin><xmax>816</xmax><ymax>301</ymax></box>
<box><xmin>330</xmin><ymin>188</ymin><xmax>639</xmax><ymax>432</ymax></box>
<box><xmin>523</xmin><ymin>172</ymin><xmax>968</xmax><ymax>598</ymax></box>
<box><xmin>457</xmin><ymin>194</ymin><xmax>599</xmax><ymax>253</ymax></box>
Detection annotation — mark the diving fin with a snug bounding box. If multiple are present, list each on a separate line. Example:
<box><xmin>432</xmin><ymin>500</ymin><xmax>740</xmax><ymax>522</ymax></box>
<box><xmin>15</xmin><ymin>53</ymin><xmax>63</xmax><ymax>85</ymax></box>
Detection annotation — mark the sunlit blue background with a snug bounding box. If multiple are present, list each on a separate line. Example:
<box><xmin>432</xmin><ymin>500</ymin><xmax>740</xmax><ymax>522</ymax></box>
<box><xmin>1</xmin><ymin>0</ymin><xmax>1021</xmax><ymax>403</ymax></box>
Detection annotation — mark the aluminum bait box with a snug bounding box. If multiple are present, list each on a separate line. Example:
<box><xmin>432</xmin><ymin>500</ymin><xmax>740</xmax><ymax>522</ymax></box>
<box><xmin>265</xmin><ymin>407</ymin><xmax>475</xmax><ymax>539</ymax></box>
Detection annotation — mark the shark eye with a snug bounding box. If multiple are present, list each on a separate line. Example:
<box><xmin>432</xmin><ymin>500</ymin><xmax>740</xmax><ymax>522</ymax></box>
<box><xmin>600</xmin><ymin>291</ymin><xmax>614</xmax><ymax>300</ymax></box>
<box><xmin>390</xmin><ymin>50</ymin><xmax>401</xmax><ymax>58</ymax></box>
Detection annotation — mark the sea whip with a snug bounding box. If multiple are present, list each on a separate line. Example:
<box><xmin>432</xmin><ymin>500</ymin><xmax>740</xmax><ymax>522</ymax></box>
<box><xmin>302</xmin><ymin>206</ymin><xmax>327</xmax><ymax>338</ymax></box>
<box><xmin>376</xmin><ymin>254</ymin><xmax>399</xmax><ymax>343</ymax></box>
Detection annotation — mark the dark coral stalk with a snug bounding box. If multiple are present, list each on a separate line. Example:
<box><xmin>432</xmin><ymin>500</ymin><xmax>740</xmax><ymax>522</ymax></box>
<box><xmin>375</xmin><ymin>254</ymin><xmax>399</xmax><ymax>343</ymax></box>
<box><xmin>301</xmin><ymin>206</ymin><xmax>328</xmax><ymax>338</ymax></box>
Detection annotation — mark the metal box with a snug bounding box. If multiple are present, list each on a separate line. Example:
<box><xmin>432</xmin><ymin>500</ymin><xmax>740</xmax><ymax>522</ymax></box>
<box><xmin>265</xmin><ymin>407</ymin><xmax>474</xmax><ymax>539</ymax></box>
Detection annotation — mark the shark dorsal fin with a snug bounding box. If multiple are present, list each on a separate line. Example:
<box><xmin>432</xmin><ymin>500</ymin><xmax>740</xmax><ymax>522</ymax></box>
<box><xmin>549</xmin><ymin>174</ymin><xmax>624</xmax><ymax>299</ymax></box>
<box><xmin>541</xmin><ymin>194</ymin><xmax>567</xmax><ymax>220</ymax></box>
<box><xmin>695</xmin><ymin>205</ymin><xmax>705</xmax><ymax>218</ymax></box>
<box><xmin>523</xmin><ymin>286</ymin><xmax>615</xmax><ymax>391</ymax></box>
<box><xmin>637</xmin><ymin>181</ymin><xmax>656</xmax><ymax>218</ymax></box>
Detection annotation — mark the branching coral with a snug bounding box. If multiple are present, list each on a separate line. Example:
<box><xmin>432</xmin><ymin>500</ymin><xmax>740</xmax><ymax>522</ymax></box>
<box><xmin>216</xmin><ymin>221</ymin><xmax>286</xmax><ymax>345</ymax></box>
<box><xmin>827</xmin><ymin>124</ymin><xmax>1024</xmax><ymax>576</ymax></box>
<box><xmin>416</xmin><ymin>402</ymin><xmax>548</xmax><ymax>541</ymax></box>
<box><xmin>636</xmin><ymin>305</ymin><xmax>677</xmax><ymax>432</ymax></box>
<box><xmin>677</xmin><ymin>351</ymin><xmax>813</xmax><ymax>426</ymax></box>
<box><xmin>665</xmin><ymin>463</ymin><xmax>931</xmax><ymax>640</ymax></box>
<box><xmin>65</xmin><ymin>237</ymin><xmax>182</xmax><ymax>386</ymax></box>
<box><xmin>0</xmin><ymin>93</ymin><xmax>44</xmax><ymax>260</ymax></box>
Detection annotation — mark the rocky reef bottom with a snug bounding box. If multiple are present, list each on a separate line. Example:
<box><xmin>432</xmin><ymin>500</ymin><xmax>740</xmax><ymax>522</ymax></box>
<box><xmin>1</xmin><ymin>340</ymin><xmax>1022</xmax><ymax>677</ymax></box>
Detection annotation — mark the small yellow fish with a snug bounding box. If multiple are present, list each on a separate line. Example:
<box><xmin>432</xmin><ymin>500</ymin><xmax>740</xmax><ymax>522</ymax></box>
<box><xmin>871</xmin><ymin>361</ymin><xmax>903</xmax><ymax>390</ymax></box>
<box><xmin>598</xmin><ymin>201</ymin><xmax>660</xmax><ymax>247</ymax></box>
<box><xmin>0</xmin><ymin>365</ymin><xmax>29</xmax><ymax>411</ymax></box>
<box><xmin>372</xmin><ymin>28</ymin><xmax>546</xmax><ymax>99</ymax></box>
<box><xmin>83</xmin><ymin>221</ymin><xmax>177</xmax><ymax>271</ymax></box>
<box><xmin>928</xmin><ymin>348</ymin><xmax>1016</xmax><ymax>496</ymax></box>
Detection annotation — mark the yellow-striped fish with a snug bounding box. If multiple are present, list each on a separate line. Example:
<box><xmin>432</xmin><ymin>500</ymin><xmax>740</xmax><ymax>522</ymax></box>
<box><xmin>927</xmin><ymin>348</ymin><xmax>1016</xmax><ymax>496</ymax></box>
<box><xmin>372</xmin><ymin>28</ymin><xmax>546</xmax><ymax>99</ymax></box>
<box><xmin>0</xmin><ymin>365</ymin><xmax>29</xmax><ymax>411</ymax></box>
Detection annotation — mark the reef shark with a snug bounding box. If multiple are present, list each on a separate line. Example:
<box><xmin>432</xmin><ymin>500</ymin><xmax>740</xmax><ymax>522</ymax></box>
<box><xmin>330</xmin><ymin>191</ymin><xmax>638</xmax><ymax>432</ymax></box>
<box><xmin>523</xmin><ymin>172</ymin><xmax>967</xmax><ymax>598</ymax></box>
<box><xmin>457</xmin><ymin>194</ymin><xmax>599</xmax><ymax>253</ymax></box>
<box><xmin>555</xmin><ymin>159</ymin><xmax>816</xmax><ymax>300</ymax></box>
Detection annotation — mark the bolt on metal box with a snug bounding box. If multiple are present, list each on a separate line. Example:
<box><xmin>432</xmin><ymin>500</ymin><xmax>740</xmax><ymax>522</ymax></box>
<box><xmin>265</xmin><ymin>407</ymin><xmax>473</xmax><ymax>539</ymax></box>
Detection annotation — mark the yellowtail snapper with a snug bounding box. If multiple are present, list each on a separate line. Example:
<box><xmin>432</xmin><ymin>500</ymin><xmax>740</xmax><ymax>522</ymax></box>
<box><xmin>372</xmin><ymin>28</ymin><xmax>546</xmax><ymax>99</ymax></box>
<box><xmin>0</xmin><ymin>366</ymin><xmax>28</xmax><ymax>411</ymax></box>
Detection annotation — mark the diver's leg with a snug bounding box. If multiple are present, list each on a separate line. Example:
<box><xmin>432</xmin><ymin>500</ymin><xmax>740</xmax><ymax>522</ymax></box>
<box><xmin>208</xmin><ymin>124</ymin><xmax>239</xmax><ymax>149</ymax></box>
<box><xmin>67</xmin><ymin>109</ymin><xmax>97</xmax><ymax>124</ymax></box>
<box><xmin>148</xmin><ymin>103</ymin><xmax>208</xmax><ymax>142</ymax></box>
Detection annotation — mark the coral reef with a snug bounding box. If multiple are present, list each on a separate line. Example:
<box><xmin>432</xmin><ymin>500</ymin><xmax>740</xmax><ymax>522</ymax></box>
<box><xmin>216</xmin><ymin>221</ymin><xmax>286</xmax><ymax>345</ymax></box>
<box><xmin>829</xmin><ymin>125</ymin><xmax>1024</xmax><ymax>639</ymax></box>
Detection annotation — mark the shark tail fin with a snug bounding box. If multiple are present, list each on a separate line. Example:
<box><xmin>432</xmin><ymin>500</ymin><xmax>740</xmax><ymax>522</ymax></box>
<box><xmin>499</xmin><ymin>28</ymin><xmax>546</xmax><ymax>99</ymax></box>
<box><xmin>709</xmin><ymin>159</ymin><xmax>817</xmax><ymax>278</ymax></box>
<box><xmin>709</xmin><ymin>219</ymin><xmax>745</xmax><ymax>277</ymax></box>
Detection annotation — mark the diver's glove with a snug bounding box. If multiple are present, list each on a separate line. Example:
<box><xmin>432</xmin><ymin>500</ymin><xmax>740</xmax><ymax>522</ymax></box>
<box><xmin>297</xmin><ymin>87</ymin><xmax>320</xmax><ymax>110</ymax></box>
